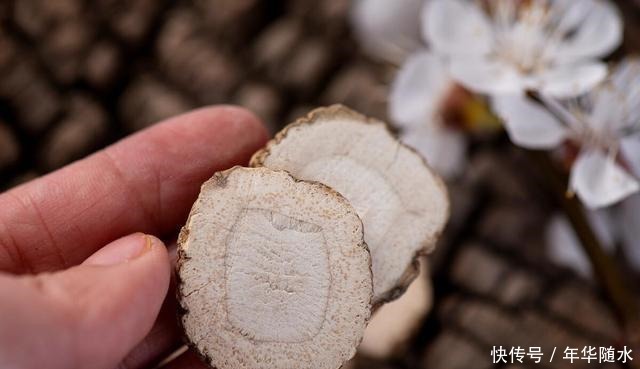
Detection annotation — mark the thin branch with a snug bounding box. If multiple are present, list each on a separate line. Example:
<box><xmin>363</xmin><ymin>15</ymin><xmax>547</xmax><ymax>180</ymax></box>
<box><xmin>526</xmin><ymin>145</ymin><xmax>640</xmax><ymax>369</ymax></box>
<box><xmin>512</xmin><ymin>91</ymin><xmax>640</xmax><ymax>365</ymax></box>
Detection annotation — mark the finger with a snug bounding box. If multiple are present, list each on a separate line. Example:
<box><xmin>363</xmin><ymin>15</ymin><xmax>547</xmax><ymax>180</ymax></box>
<box><xmin>118</xmin><ymin>296</ymin><xmax>182</xmax><ymax>369</ymax></box>
<box><xmin>160</xmin><ymin>350</ymin><xmax>210</xmax><ymax>369</ymax></box>
<box><xmin>0</xmin><ymin>233</ymin><xmax>171</xmax><ymax>369</ymax></box>
<box><xmin>120</xmin><ymin>244</ymin><xmax>181</xmax><ymax>369</ymax></box>
<box><xmin>0</xmin><ymin>106</ymin><xmax>268</xmax><ymax>274</ymax></box>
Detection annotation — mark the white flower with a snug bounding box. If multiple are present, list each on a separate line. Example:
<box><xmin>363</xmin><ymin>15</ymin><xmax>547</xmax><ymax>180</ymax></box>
<box><xmin>351</xmin><ymin>0</ymin><xmax>470</xmax><ymax>178</ymax></box>
<box><xmin>619</xmin><ymin>194</ymin><xmax>640</xmax><ymax>269</ymax></box>
<box><xmin>547</xmin><ymin>193</ymin><xmax>640</xmax><ymax>274</ymax></box>
<box><xmin>389</xmin><ymin>51</ymin><xmax>467</xmax><ymax>178</ymax></box>
<box><xmin>423</xmin><ymin>0</ymin><xmax>622</xmax><ymax>98</ymax></box>
<box><xmin>350</xmin><ymin>0</ymin><xmax>425</xmax><ymax>64</ymax></box>
<box><xmin>546</xmin><ymin>210</ymin><xmax>616</xmax><ymax>278</ymax></box>
<box><xmin>494</xmin><ymin>58</ymin><xmax>640</xmax><ymax>208</ymax></box>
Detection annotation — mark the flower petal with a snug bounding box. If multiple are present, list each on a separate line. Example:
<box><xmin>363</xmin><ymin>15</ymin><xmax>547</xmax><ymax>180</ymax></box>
<box><xmin>586</xmin><ymin>208</ymin><xmax>618</xmax><ymax>251</ymax></box>
<box><xmin>546</xmin><ymin>209</ymin><xmax>617</xmax><ymax>278</ymax></box>
<box><xmin>621</xmin><ymin>135</ymin><xmax>640</xmax><ymax>178</ymax></box>
<box><xmin>492</xmin><ymin>94</ymin><xmax>568</xmax><ymax>149</ymax></box>
<box><xmin>422</xmin><ymin>0</ymin><xmax>492</xmax><ymax>56</ymax></box>
<box><xmin>588</xmin><ymin>91</ymin><xmax>625</xmax><ymax>135</ymax></box>
<box><xmin>606</xmin><ymin>58</ymin><xmax>640</xmax><ymax>127</ymax></box>
<box><xmin>570</xmin><ymin>150</ymin><xmax>640</xmax><ymax>209</ymax></box>
<box><xmin>620</xmin><ymin>194</ymin><xmax>640</xmax><ymax>270</ymax></box>
<box><xmin>401</xmin><ymin>126</ymin><xmax>466</xmax><ymax>179</ymax></box>
<box><xmin>584</xmin><ymin>59</ymin><xmax>640</xmax><ymax>136</ymax></box>
<box><xmin>389</xmin><ymin>51</ymin><xmax>452</xmax><ymax>128</ymax></box>
<box><xmin>556</xmin><ymin>0</ymin><xmax>623</xmax><ymax>63</ymax></box>
<box><xmin>546</xmin><ymin>214</ymin><xmax>593</xmax><ymax>278</ymax></box>
<box><xmin>350</xmin><ymin>0</ymin><xmax>424</xmax><ymax>63</ymax></box>
<box><xmin>537</xmin><ymin>62</ymin><xmax>608</xmax><ymax>98</ymax></box>
<box><xmin>609</xmin><ymin>58</ymin><xmax>640</xmax><ymax>97</ymax></box>
<box><xmin>449</xmin><ymin>59</ymin><xmax>525</xmax><ymax>96</ymax></box>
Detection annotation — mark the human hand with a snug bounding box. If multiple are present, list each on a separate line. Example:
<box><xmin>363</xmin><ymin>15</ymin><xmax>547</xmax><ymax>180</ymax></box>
<box><xmin>0</xmin><ymin>106</ymin><xmax>268</xmax><ymax>369</ymax></box>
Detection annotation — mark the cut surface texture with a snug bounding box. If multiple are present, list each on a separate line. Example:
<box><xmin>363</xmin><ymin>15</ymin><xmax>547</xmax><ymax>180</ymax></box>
<box><xmin>177</xmin><ymin>167</ymin><xmax>372</xmax><ymax>369</ymax></box>
<box><xmin>251</xmin><ymin>105</ymin><xmax>449</xmax><ymax>305</ymax></box>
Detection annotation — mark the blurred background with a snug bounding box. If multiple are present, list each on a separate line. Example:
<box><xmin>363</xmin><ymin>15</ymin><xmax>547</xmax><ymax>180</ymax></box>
<box><xmin>1</xmin><ymin>1</ymin><xmax>640</xmax><ymax>368</ymax></box>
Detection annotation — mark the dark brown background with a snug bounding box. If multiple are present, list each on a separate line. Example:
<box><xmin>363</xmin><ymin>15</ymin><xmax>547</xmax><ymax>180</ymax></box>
<box><xmin>1</xmin><ymin>1</ymin><xmax>640</xmax><ymax>368</ymax></box>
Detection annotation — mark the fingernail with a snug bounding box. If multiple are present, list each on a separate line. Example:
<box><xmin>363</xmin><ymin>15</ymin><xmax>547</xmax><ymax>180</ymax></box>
<box><xmin>84</xmin><ymin>233</ymin><xmax>159</xmax><ymax>266</ymax></box>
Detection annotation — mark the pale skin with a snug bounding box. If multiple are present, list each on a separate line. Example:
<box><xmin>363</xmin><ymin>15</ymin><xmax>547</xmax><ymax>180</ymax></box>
<box><xmin>0</xmin><ymin>106</ymin><xmax>269</xmax><ymax>369</ymax></box>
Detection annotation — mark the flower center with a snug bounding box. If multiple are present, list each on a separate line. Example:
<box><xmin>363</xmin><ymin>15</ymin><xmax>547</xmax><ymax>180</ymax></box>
<box><xmin>481</xmin><ymin>0</ymin><xmax>583</xmax><ymax>74</ymax></box>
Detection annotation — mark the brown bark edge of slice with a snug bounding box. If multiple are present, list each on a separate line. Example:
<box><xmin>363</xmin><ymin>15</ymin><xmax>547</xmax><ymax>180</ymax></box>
<box><xmin>176</xmin><ymin>166</ymin><xmax>373</xmax><ymax>369</ymax></box>
<box><xmin>250</xmin><ymin>104</ymin><xmax>450</xmax><ymax>306</ymax></box>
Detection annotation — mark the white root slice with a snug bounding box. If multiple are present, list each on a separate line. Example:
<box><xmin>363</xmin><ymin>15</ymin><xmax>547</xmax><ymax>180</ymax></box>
<box><xmin>359</xmin><ymin>258</ymin><xmax>432</xmax><ymax>358</ymax></box>
<box><xmin>251</xmin><ymin>105</ymin><xmax>449</xmax><ymax>305</ymax></box>
<box><xmin>176</xmin><ymin>167</ymin><xmax>372</xmax><ymax>369</ymax></box>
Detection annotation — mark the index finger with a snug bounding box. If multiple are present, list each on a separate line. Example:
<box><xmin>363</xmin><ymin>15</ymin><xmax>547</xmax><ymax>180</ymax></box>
<box><xmin>0</xmin><ymin>106</ymin><xmax>268</xmax><ymax>274</ymax></box>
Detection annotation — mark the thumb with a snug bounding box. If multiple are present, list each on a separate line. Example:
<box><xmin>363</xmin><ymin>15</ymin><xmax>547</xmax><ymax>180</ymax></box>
<box><xmin>0</xmin><ymin>233</ymin><xmax>171</xmax><ymax>369</ymax></box>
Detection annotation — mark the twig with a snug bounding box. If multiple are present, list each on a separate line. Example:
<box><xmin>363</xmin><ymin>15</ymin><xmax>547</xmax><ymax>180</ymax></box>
<box><xmin>528</xmin><ymin>150</ymin><xmax>640</xmax><ymax>359</ymax></box>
